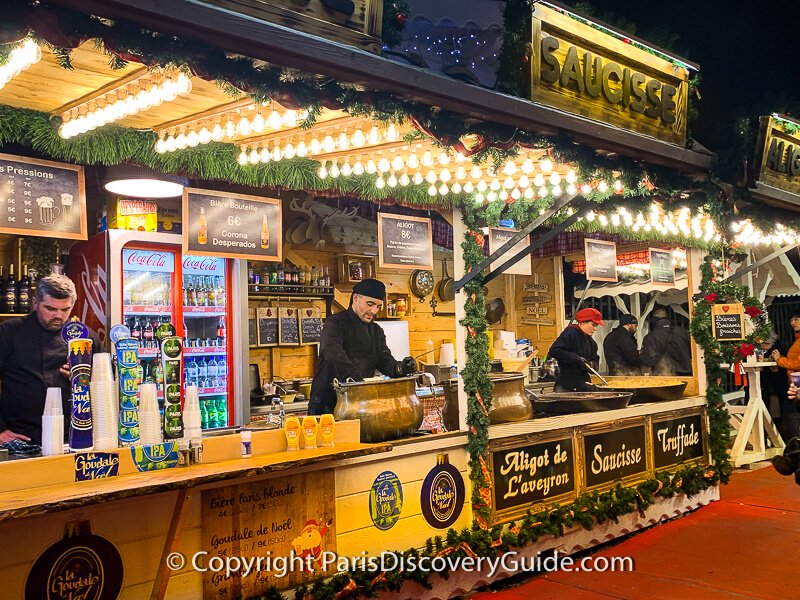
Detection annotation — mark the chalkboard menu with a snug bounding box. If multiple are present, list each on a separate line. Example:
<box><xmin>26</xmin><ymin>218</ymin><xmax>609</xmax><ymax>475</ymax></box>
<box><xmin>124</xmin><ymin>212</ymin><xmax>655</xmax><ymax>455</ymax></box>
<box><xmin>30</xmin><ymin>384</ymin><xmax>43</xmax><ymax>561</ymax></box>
<box><xmin>184</xmin><ymin>188</ymin><xmax>281</xmax><ymax>262</ymax></box>
<box><xmin>649</xmin><ymin>248</ymin><xmax>675</xmax><ymax>285</ymax></box>
<box><xmin>300</xmin><ymin>307</ymin><xmax>322</xmax><ymax>345</ymax></box>
<box><xmin>248</xmin><ymin>307</ymin><xmax>258</xmax><ymax>347</ymax></box>
<box><xmin>377</xmin><ymin>213</ymin><xmax>433</xmax><ymax>270</ymax></box>
<box><xmin>0</xmin><ymin>153</ymin><xmax>87</xmax><ymax>239</ymax></box>
<box><xmin>279</xmin><ymin>306</ymin><xmax>300</xmax><ymax>345</ymax></box>
<box><xmin>488</xmin><ymin>227</ymin><xmax>532</xmax><ymax>275</ymax></box>
<box><xmin>584</xmin><ymin>239</ymin><xmax>618</xmax><ymax>282</ymax></box>
<box><xmin>712</xmin><ymin>303</ymin><xmax>744</xmax><ymax>341</ymax></box>
<box><xmin>491</xmin><ymin>436</ymin><xmax>575</xmax><ymax>516</ymax></box>
<box><xmin>652</xmin><ymin>412</ymin><xmax>706</xmax><ymax>469</ymax></box>
<box><xmin>583</xmin><ymin>423</ymin><xmax>648</xmax><ymax>488</ymax></box>
<box><xmin>257</xmin><ymin>307</ymin><xmax>278</xmax><ymax>346</ymax></box>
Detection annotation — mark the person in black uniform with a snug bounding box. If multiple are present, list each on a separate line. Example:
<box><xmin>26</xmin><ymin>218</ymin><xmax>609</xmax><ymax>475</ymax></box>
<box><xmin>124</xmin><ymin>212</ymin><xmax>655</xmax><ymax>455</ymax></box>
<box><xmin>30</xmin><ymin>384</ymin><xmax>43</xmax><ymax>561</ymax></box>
<box><xmin>603</xmin><ymin>314</ymin><xmax>643</xmax><ymax>375</ymax></box>
<box><xmin>309</xmin><ymin>279</ymin><xmax>417</xmax><ymax>415</ymax></box>
<box><xmin>549</xmin><ymin>308</ymin><xmax>603</xmax><ymax>392</ymax></box>
<box><xmin>640</xmin><ymin>307</ymin><xmax>692</xmax><ymax>376</ymax></box>
<box><xmin>0</xmin><ymin>274</ymin><xmax>104</xmax><ymax>445</ymax></box>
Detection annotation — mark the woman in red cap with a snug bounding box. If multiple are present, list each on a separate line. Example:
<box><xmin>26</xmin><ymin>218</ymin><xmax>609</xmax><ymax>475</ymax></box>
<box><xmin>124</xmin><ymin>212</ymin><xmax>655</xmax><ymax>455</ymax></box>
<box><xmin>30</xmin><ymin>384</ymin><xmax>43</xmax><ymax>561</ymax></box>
<box><xmin>549</xmin><ymin>308</ymin><xmax>603</xmax><ymax>392</ymax></box>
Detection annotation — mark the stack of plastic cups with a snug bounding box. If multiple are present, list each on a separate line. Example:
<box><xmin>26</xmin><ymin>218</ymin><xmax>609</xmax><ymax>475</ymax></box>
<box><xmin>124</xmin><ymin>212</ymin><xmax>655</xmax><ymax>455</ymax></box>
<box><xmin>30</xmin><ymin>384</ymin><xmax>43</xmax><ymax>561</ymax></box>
<box><xmin>90</xmin><ymin>353</ymin><xmax>118</xmax><ymax>451</ymax></box>
<box><xmin>183</xmin><ymin>386</ymin><xmax>202</xmax><ymax>442</ymax></box>
<box><xmin>41</xmin><ymin>387</ymin><xmax>65</xmax><ymax>456</ymax></box>
<box><xmin>138</xmin><ymin>384</ymin><xmax>162</xmax><ymax>445</ymax></box>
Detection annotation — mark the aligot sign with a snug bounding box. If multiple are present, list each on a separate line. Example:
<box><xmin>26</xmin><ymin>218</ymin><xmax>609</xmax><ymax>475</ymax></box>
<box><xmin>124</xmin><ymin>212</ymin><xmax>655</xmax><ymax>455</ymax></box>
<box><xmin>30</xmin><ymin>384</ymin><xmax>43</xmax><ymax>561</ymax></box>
<box><xmin>531</xmin><ymin>4</ymin><xmax>689</xmax><ymax>145</ymax></box>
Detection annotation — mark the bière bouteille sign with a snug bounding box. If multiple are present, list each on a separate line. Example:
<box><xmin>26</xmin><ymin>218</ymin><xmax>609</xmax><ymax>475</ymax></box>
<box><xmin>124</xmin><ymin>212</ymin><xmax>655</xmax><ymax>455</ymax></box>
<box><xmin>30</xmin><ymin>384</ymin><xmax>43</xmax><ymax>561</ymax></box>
<box><xmin>184</xmin><ymin>188</ymin><xmax>281</xmax><ymax>262</ymax></box>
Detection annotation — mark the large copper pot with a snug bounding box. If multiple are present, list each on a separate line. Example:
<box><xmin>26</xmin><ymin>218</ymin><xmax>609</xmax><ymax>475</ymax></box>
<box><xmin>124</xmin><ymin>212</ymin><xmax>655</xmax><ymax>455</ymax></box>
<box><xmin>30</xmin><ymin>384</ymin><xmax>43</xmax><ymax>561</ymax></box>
<box><xmin>333</xmin><ymin>377</ymin><xmax>423</xmax><ymax>442</ymax></box>
<box><xmin>442</xmin><ymin>372</ymin><xmax>532</xmax><ymax>428</ymax></box>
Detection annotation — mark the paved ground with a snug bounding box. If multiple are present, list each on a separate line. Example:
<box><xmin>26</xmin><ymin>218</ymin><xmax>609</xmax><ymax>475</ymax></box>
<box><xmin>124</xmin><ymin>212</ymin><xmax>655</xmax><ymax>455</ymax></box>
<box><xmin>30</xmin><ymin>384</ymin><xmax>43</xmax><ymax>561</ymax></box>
<box><xmin>471</xmin><ymin>464</ymin><xmax>800</xmax><ymax>599</ymax></box>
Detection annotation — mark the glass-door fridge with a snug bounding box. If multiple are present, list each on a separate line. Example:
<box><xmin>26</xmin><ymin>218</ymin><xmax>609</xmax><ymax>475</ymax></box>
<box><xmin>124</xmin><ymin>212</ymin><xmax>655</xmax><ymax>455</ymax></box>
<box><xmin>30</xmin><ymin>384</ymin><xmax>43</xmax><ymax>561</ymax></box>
<box><xmin>69</xmin><ymin>230</ymin><xmax>245</xmax><ymax>431</ymax></box>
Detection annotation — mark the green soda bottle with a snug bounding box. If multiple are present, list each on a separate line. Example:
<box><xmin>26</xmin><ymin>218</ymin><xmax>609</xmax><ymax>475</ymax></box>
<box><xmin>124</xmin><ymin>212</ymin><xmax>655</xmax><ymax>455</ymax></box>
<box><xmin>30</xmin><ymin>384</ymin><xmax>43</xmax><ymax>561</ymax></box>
<box><xmin>215</xmin><ymin>397</ymin><xmax>228</xmax><ymax>427</ymax></box>
<box><xmin>200</xmin><ymin>398</ymin><xmax>209</xmax><ymax>430</ymax></box>
<box><xmin>207</xmin><ymin>398</ymin><xmax>218</xmax><ymax>429</ymax></box>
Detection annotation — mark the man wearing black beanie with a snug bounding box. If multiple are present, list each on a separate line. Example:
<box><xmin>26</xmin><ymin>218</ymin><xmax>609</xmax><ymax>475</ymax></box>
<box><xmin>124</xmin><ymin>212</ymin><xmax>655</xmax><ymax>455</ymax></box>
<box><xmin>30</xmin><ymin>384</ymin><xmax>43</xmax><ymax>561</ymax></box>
<box><xmin>309</xmin><ymin>278</ymin><xmax>417</xmax><ymax>415</ymax></box>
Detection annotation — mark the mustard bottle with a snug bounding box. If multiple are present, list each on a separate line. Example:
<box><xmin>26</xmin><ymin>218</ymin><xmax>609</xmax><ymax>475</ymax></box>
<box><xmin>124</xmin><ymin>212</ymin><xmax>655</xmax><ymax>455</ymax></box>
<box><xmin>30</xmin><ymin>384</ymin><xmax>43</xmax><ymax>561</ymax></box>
<box><xmin>302</xmin><ymin>416</ymin><xmax>318</xmax><ymax>449</ymax></box>
<box><xmin>284</xmin><ymin>416</ymin><xmax>301</xmax><ymax>451</ymax></box>
<box><xmin>319</xmin><ymin>414</ymin><xmax>335</xmax><ymax>447</ymax></box>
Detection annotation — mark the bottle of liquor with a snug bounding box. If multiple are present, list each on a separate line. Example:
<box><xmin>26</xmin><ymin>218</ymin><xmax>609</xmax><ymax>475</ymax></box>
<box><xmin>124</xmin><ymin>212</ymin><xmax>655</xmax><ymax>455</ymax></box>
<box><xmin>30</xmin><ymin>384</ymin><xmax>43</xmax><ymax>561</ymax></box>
<box><xmin>247</xmin><ymin>264</ymin><xmax>254</xmax><ymax>286</ymax></box>
<box><xmin>217</xmin><ymin>316</ymin><xmax>226</xmax><ymax>341</ymax></box>
<box><xmin>298</xmin><ymin>265</ymin><xmax>307</xmax><ymax>289</ymax></box>
<box><xmin>143</xmin><ymin>318</ymin><xmax>154</xmax><ymax>348</ymax></box>
<box><xmin>276</xmin><ymin>262</ymin><xmax>285</xmax><ymax>291</ymax></box>
<box><xmin>311</xmin><ymin>265</ymin><xmax>319</xmax><ymax>292</ymax></box>
<box><xmin>198</xmin><ymin>207</ymin><xmax>208</xmax><ymax>245</ymax></box>
<box><xmin>3</xmin><ymin>264</ymin><xmax>17</xmax><ymax>314</ymax></box>
<box><xmin>13</xmin><ymin>267</ymin><xmax>28</xmax><ymax>310</ymax></box>
<box><xmin>305</xmin><ymin>266</ymin><xmax>312</xmax><ymax>290</ymax></box>
<box><xmin>268</xmin><ymin>264</ymin><xmax>277</xmax><ymax>286</ymax></box>
<box><xmin>260</xmin><ymin>214</ymin><xmax>270</xmax><ymax>249</ymax></box>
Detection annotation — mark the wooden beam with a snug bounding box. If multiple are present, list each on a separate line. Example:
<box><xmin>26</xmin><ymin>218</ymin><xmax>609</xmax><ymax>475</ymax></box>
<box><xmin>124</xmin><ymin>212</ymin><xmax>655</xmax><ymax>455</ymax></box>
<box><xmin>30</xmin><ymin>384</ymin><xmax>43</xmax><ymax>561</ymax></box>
<box><xmin>49</xmin><ymin>0</ymin><xmax>715</xmax><ymax>173</ymax></box>
<box><xmin>151</xmin><ymin>488</ymin><xmax>191</xmax><ymax>600</ymax></box>
<box><xmin>54</xmin><ymin>66</ymin><xmax>149</xmax><ymax>114</ymax></box>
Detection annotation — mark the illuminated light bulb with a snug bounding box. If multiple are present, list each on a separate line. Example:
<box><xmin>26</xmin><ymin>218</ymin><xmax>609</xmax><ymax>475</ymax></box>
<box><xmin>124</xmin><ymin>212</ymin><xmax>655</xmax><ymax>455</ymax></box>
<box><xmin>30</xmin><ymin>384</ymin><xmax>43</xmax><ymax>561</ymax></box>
<box><xmin>518</xmin><ymin>175</ymin><xmax>530</xmax><ymax>188</ymax></box>
<box><xmin>224</xmin><ymin>120</ymin><xmax>236</xmax><ymax>138</ymax></box>
<box><xmin>428</xmin><ymin>184</ymin><xmax>437</xmax><ymax>196</ymax></box>
<box><xmin>198</xmin><ymin>127</ymin><xmax>211</xmax><ymax>144</ymax></box>
<box><xmin>251</xmin><ymin>112</ymin><xmax>265</xmax><ymax>133</ymax></box>
<box><xmin>487</xmin><ymin>191</ymin><xmax>498</xmax><ymax>202</ymax></box>
<box><xmin>548</xmin><ymin>172</ymin><xmax>561</xmax><ymax>185</ymax></box>
<box><xmin>452</xmin><ymin>182</ymin><xmax>462</xmax><ymax>194</ymax></box>
<box><xmin>503</xmin><ymin>177</ymin><xmax>515</xmax><ymax>189</ymax></box>
<box><xmin>329</xmin><ymin>163</ymin><xmax>340</xmax><ymax>178</ymax></box>
<box><xmin>475</xmin><ymin>192</ymin><xmax>485</xmax><ymax>204</ymax></box>
<box><xmin>611</xmin><ymin>214</ymin><xmax>620</xmax><ymax>227</ymax></box>
<box><xmin>272</xmin><ymin>147</ymin><xmax>281</xmax><ymax>161</ymax></box>
<box><xmin>476</xmin><ymin>180</ymin><xmax>488</xmax><ymax>192</ymax></box>
<box><xmin>455</xmin><ymin>152</ymin><xmax>467</xmax><ymax>163</ymax></box>
<box><xmin>566</xmin><ymin>170</ymin><xmax>577</xmax><ymax>183</ymax></box>
<box><xmin>392</xmin><ymin>156</ymin><xmax>404</xmax><ymax>171</ymax></box>
<box><xmin>567</xmin><ymin>183</ymin><xmax>577</xmax><ymax>195</ymax></box>
<box><xmin>296</xmin><ymin>141</ymin><xmax>308</xmax><ymax>157</ymax></box>
<box><xmin>463</xmin><ymin>181</ymin><xmax>474</xmax><ymax>193</ymax></box>
<box><xmin>368</xmin><ymin>127</ymin><xmax>381</xmax><ymax>145</ymax></box>
<box><xmin>426</xmin><ymin>170</ymin><xmax>437</xmax><ymax>184</ymax></box>
<box><xmin>375</xmin><ymin>175</ymin><xmax>386</xmax><ymax>189</ymax></box>
<box><xmin>238</xmin><ymin>150</ymin><xmax>249</xmax><ymax>165</ymax></box>
<box><xmin>283</xmin><ymin>143</ymin><xmax>296</xmax><ymax>159</ymax></box>
<box><xmin>598</xmin><ymin>214</ymin><xmax>608</xmax><ymax>226</ymax></box>
<box><xmin>407</xmin><ymin>154</ymin><xmax>419</xmax><ymax>169</ymax></box>
<box><xmin>318</xmin><ymin>165</ymin><xmax>328</xmax><ymax>179</ymax></box>
<box><xmin>211</xmin><ymin>123</ymin><xmax>224</xmax><ymax>141</ymax></box>
<box><xmin>341</xmin><ymin>162</ymin><xmax>352</xmax><ymax>176</ymax></box>
<box><xmin>538</xmin><ymin>186</ymin><xmax>548</xmax><ymax>197</ymax></box>
<box><xmin>175</xmin><ymin>132</ymin><xmax>187</xmax><ymax>149</ymax></box>
<box><xmin>438</xmin><ymin>152</ymin><xmax>451</xmax><ymax>165</ymax></box>
<box><xmin>614</xmin><ymin>180</ymin><xmax>624</xmax><ymax>193</ymax></box>
<box><xmin>730</xmin><ymin>221</ymin><xmax>742</xmax><ymax>233</ymax></box>
<box><xmin>598</xmin><ymin>180</ymin><xmax>609</xmax><ymax>193</ymax></box>
<box><xmin>237</xmin><ymin>116</ymin><xmax>251</xmax><ymax>136</ymax></box>
<box><xmin>499</xmin><ymin>190</ymin><xmax>509</xmax><ymax>201</ymax></box>
<box><xmin>366</xmin><ymin>160</ymin><xmax>377</xmax><ymax>174</ymax></box>
<box><xmin>267</xmin><ymin>110</ymin><xmax>282</xmax><ymax>130</ymax></box>
<box><xmin>322</xmin><ymin>135</ymin><xmax>335</xmax><ymax>153</ymax></box>
<box><xmin>351</xmin><ymin>129</ymin><xmax>366</xmax><ymax>147</ymax></box>
<box><xmin>378</xmin><ymin>158</ymin><xmax>390</xmax><ymax>173</ymax></box>
<box><xmin>422</xmin><ymin>151</ymin><xmax>434</xmax><ymax>167</ymax></box>
<box><xmin>438</xmin><ymin>183</ymin><xmax>449</xmax><ymax>196</ymax></box>
<box><xmin>282</xmin><ymin>110</ymin><xmax>298</xmax><ymax>127</ymax></box>
<box><xmin>337</xmin><ymin>132</ymin><xmax>350</xmax><ymax>150</ymax></box>
<box><xmin>470</xmin><ymin>165</ymin><xmax>482</xmax><ymax>179</ymax></box>
<box><xmin>510</xmin><ymin>188</ymin><xmax>522</xmax><ymax>200</ymax></box>
<box><xmin>456</xmin><ymin>166</ymin><xmax>467</xmax><ymax>180</ymax></box>
<box><xmin>385</xmin><ymin>123</ymin><xmax>400</xmax><ymax>141</ymax></box>
<box><xmin>353</xmin><ymin>161</ymin><xmax>364</xmax><ymax>175</ymax></box>
<box><xmin>503</xmin><ymin>162</ymin><xmax>517</xmax><ymax>175</ymax></box>
<box><xmin>440</xmin><ymin>169</ymin><xmax>452</xmax><ymax>183</ymax></box>
<box><xmin>387</xmin><ymin>174</ymin><xmax>398</xmax><ymax>188</ymax></box>
<box><xmin>155</xmin><ymin>138</ymin><xmax>167</xmax><ymax>153</ymax></box>
<box><xmin>644</xmin><ymin>223</ymin><xmax>652</xmax><ymax>232</ymax></box>
<box><xmin>176</xmin><ymin>73</ymin><xmax>192</xmax><ymax>95</ymax></box>
<box><xmin>521</xmin><ymin>159</ymin><xmax>534</xmax><ymax>174</ymax></box>
<box><xmin>413</xmin><ymin>172</ymin><xmax>424</xmax><ymax>185</ymax></box>
<box><xmin>533</xmin><ymin>173</ymin><xmax>545</xmax><ymax>187</ymax></box>
<box><xmin>490</xmin><ymin>179</ymin><xmax>501</xmax><ymax>191</ymax></box>
<box><xmin>586</xmin><ymin>211</ymin><xmax>596</xmax><ymax>223</ymax></box>
<box><xmin>248</xmin><ymin>148</ymin><xmax>260</xmax><ymax>164</ymax></box>
<box><xmin>309</xmin><ymin>138</ymin><xmax>321</xmax><ymax>154</ymax></box>
<box><xmin>260</xmin><ymin>148</ymin><xmax>271</xmax><ymax>162</ymax></box>
<box><xmin>552</xmin><ymin>184</ymin><xmax>562</xmax><ymax>196</ymax></box>
<box><xmin>399</xmin><ymin>173</ymin><xmax>410</xmax><ymax>186</ymax></box>
<box><xmin>581</xmin><ymin>183</ymin><xmax>592</xmax><ymax>195</ymax></box>
<box><xmin>539</xmin><ymin>157</ymin><xmax>553</xmax><ymax>172</ymax></box>
<box><xmin>165</xmin><ymin>136</ymin><xmax>177</xmax><ymax>152</ymax></box>
<box><xmin>186</xmin><ymin>130</ymin><xmax>200</xmax><ymax>147</ymax></box>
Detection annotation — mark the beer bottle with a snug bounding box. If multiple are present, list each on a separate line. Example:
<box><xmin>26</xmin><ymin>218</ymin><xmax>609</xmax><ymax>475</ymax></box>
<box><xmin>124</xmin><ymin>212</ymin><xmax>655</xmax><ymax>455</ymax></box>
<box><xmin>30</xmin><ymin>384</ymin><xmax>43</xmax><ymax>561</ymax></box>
<box><xmin>16</xmin><ymin>264</ymin><xmax>31</xmax><ymax>313</ymax></box>
<box><xmin>260</xmin><ymin>214</ymin><xmax>270</xmax><ymax>249</ymax></box>
<box><xmin>196</xmin><ymin>276</ymin><xmax>206</xmax><ymax>306</ymax></box>
<box><xmin>206</xmin><ymin>275</ymin><xmax>216</xmax><ymax>306</ymax></box>
<box><xmin>198</xmin><ymin>207</ymin><xmax>208</xmax><ymax>245</ymax></box>
<box><xmin>3</xmin><ymin>264</ymin><xmax>17</xmax><ymax>314</ymax></box>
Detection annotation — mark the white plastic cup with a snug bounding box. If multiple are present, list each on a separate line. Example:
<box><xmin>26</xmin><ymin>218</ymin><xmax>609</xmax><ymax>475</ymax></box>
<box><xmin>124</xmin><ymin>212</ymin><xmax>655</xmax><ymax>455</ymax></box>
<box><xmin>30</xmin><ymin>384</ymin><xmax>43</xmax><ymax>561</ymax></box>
<box><xmin>91</xmin><ymin>353</ymin><xmax>114</xmax><ymax>382</ymax></box>
<box><xmin>138</xmin><ymin>384</ymin><xmax>159</xmax><ymax>413</ymax></box>
<box><xmin>439</xmin><ymin>343</ymin><xmax>455</xmax><ymax>366</ymax></box>
<box><xmin>43</xmin><ymin>387</ymin><xmax>63</xmax><ymax>416</ymax></box>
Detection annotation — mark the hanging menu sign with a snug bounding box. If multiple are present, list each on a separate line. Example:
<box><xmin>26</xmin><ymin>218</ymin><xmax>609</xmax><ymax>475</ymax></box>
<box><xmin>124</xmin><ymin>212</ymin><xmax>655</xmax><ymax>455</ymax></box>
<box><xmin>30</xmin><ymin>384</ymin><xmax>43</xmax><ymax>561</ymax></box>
<box><xmin>649</xmin><ymin>248</ymin><xmax>675</xmax><ymax>286</ymax></box>
<box><xmin>584</xmin><ymin>239</ymin><xmax>618</xmax><ymax>282</ymax></box>
<box><xmin>652</xmin><ymin>412</ymin><xmax>707</xmax><ymax>469</ymax></box>
<box><xmin>279</xmin><ymin>306</ymin><xmax>300</xmax><ymax>345</ymax></box>
<box><xmin>377</xmin><ymin>213</ymin><xmax>433</xmax><ymax>270</ymax></box>
<box><xmin>300</xmin><ymin>307</ymin><xmax>322</xmax><ymax>345</ymax></box>
<box><xmin>488</xmin><ymin>227</ymin><xmax>532</xmax><ymax>275</ymax></box>
<box><xmin>490</xmin><ymin>436</ymin><xmax>576</xmax><ymax>518</ymax></box>
<box><xmin>583</xmin><ymin>423</ymin><xmax>648</xmax><ymax>489</ymax></box>
<box><xmin>0</xmin><ymin>153</ymin><xmax>87</xmax><ymax>239</ymax></box>
<box><xmin>184</xmin><ymin>188</ymin><xmax>282</xmax><ymax>262</ymax></box>
<box><xmin>711</xmin><ymin>303</ymin><xmax>744</xmax><ymax>341</ymax></box>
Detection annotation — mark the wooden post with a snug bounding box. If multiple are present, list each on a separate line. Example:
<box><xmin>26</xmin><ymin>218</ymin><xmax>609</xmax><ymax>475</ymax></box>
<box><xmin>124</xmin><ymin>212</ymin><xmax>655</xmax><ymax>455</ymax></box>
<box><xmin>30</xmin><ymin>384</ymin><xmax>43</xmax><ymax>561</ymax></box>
<box><xmin>687</xmin><ymin>248</ymin><xmax>707</xmax><ymax>396</ymax></box>
<box><xmin>453</xmin><ymin>208</ymin><xmax>468</xmax><ymax>430</ymax></box>
<box><xmin>151</xmin><ymin>489</ymin><xmax>192</xmax><ymax>600</ymax></box>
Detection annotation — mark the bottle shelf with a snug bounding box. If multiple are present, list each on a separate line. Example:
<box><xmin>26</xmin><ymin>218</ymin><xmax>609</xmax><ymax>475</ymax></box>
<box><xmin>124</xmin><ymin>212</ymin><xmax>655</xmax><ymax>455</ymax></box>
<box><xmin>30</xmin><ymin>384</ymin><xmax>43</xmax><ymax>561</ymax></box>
<box><xmin>0</xmin><ymin>313</ymin><xmax>22</xmax><ymax>318</ymax></box>
<box><xmin>124</xmin><ymin>305</ymin><xmax>173</xmax><ymax>315</ymax></box>
<box><xmin>198</xmin><ymin>386</ymin><xmax>227</xmax><ymax>396</ymax></box>
<box><xmin>247</xmin><ymin>283</ymin><xmax>334</xmax><ymax>300</ymax></box>
<box><xmin>184</xmin><ymin>347</ymin><xmax>227</xmax><ymax>355</ymax></box>
<box><xmin>183</xmin><ymin>306</ymin><xmax>227</xmax><ymax>317</ymax></box>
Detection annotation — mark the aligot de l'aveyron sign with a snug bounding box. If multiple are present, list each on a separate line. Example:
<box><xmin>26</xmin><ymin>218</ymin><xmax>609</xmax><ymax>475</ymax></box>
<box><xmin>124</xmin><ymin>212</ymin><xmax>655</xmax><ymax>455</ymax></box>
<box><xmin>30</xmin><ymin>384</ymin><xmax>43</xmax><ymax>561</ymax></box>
<box><xmin>531</xmin><ymin>4</ymin><xmax>689</xmax><ymax>145</ymax></box>
<box><xmin>754</xmin><ymin>114</ymin><xmax>800</xmax><ymax>198</ymax></box>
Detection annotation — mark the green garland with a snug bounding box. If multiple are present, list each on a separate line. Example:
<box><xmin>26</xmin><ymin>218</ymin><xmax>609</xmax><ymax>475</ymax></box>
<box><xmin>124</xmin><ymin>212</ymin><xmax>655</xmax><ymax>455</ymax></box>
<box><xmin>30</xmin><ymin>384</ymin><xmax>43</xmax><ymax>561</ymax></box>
<box><xmin>689</xmin><ymin>255</ymin><xmax>773</xmax><ymax>483</ymax></box>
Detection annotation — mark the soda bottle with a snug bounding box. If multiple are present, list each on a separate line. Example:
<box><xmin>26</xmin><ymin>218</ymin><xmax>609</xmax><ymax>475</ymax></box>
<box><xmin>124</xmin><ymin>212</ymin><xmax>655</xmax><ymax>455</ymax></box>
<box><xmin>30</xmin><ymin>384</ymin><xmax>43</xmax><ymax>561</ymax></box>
<box><xmin>182</xmin><ymin>276</ymin><xmax>189</xmax><ymax>306</ymax></box>
<box><xmin>200</xmin><ymin>399</ymin><xmax>209</xmax><ymax>430</ymax></box>
<box><xmin>187</xmin><ymin>358</ymin><xmax>198</xmax><ymax>387</ymax></box>
<box><xmin>215</xmin><ymin>276</ymin><xmax>225</xmax><ymax>306</ymax></box>
<box><xmin>187</xmin><ymin>277</ymin><xmax>196</xmax><ymax>306</ymax></box>
<box><xmin>217</xmin><ymin>316</ymin><xmax>226</xmax><ymax>340</ymax></box>
<box><xmin>215</xmin><ymin>397</ymin><xmax>227</xmax><ymax>427</ymax></box>
<box><xmin>198</xmin><ymin>357</ymin><xmax>208</xmax><ymax>384</ymax></box>
<box><xmin>206</xmin><ymin>397</ymin><xmax>218</xmax><ymax>429</ymax></box>
<box><xmin>143</xmin><ymin>318</ymin><xmax>154</xmax><ymax>348</ymax></box>
<box><xmin>217</xmin><ymin>356</ymin><xmax>227</xmax><ymax>386</ymax></box>
<box><xmin>132</xmin><ymin>317</ymin><xmax>143</xmax><ymax>340</ymax></box>
<box><xmin>206</xmin><ymin>275</ymin><xmax>216</xmax><ymax>306</ymax></box>
<box><xmin>208</xmin><ymin>356</ymin><xmax>218</xmax><ymax>387</ymax></box>
<box><xmin>196</xmin><ymin>276</ymin><xmax>206</xmax><ymax>306</ymax></box>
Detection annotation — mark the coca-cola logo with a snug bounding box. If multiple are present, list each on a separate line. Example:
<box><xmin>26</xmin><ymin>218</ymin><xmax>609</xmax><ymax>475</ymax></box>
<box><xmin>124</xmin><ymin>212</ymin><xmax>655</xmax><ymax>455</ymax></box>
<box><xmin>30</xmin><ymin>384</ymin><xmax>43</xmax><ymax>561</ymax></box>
<box><xmin>126</xmin><ymin>251</ymin><xmax>168</xmax><ymax>268</ymax></box>
<box><xmin>182</xmin><ymin>257</ymin><xmax>218</xmax><ymax>271</ymax></box>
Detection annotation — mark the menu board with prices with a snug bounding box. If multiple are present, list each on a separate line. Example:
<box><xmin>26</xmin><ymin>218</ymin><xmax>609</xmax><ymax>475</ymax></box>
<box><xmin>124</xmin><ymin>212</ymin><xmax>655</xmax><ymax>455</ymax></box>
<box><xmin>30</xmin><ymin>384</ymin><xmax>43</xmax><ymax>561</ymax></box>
<box><xmin>0</xmin><ymin>153</ymin><xmax>87</xmax><ymax>239</ymax></box>
<box><xmin>488</xmin><ymin>227</ymin><xmax>532</xmax><ymax>275</ymax></box>
<box><xmin>712</xmin><ymin>303</ymin><xmax>744</xmax><ymax>341</ymax></box>
<box><xmin>377</xmin><ymin>213</ymin><xmax>433</xmax><ymax>270</ymax></box>
<box><xmin>257</xmin><ymin>307</ymin><xmax>278</xmax><ymax>347</ymax></box>
<box><xmin>279</xmin><ymin>306</ymin><xmax>300</xmax><ymax>345</ymax></box>
<box><xmin>649</xmin><ymin>248</ymin><xmax>676</xmax><ymax>286</ymax></box>
<box><xmin>584</xmin><ymin>239</ymin><xmax>618</xmax><ymax>282</ymax></box>
<box><xmin>184</xmin><ymin>188</ymin><xmax>282</xmax><ymax>262</ymax></box>
<box><xmin>300</xmin><ymin>306</ymin><xmax>322</xmax><ymax>345</ymax></box>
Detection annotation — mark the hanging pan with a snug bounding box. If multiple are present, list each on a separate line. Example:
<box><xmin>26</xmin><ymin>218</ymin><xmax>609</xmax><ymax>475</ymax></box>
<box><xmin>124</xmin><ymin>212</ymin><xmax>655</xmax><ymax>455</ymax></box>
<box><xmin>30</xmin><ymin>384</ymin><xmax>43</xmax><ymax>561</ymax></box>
<box><xmin>437</xmin><ymin>258</ymin><xmax>455</xmax><ymax>302</ymax></box>
<box><xmin>485</xmin><ymin>297</ymin><xmax>506</xmax><ymax>324</ymax></box>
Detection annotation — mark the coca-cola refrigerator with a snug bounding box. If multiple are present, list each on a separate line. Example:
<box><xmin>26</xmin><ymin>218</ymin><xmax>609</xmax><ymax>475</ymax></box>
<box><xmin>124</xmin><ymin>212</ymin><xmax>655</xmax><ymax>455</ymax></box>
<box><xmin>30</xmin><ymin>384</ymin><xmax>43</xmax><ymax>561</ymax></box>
<box><xmin>68</xmin><ymin>230</ymin><xmax>247</xmax><ymax>430</ymax></box>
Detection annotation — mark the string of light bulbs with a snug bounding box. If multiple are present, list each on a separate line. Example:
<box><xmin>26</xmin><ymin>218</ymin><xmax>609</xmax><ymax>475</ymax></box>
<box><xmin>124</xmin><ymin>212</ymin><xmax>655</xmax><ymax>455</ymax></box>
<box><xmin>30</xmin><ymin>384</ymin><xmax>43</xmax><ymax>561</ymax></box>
<box><xmin>0</xmin><ymin>39</ymin><xmax>41</xmax><ymax>90</ymax></box>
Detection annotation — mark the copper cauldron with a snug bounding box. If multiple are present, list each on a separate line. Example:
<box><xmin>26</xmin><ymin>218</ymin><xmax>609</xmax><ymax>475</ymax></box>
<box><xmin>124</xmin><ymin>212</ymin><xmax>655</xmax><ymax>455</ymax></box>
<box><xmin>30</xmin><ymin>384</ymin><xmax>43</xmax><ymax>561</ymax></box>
<box><xmin>333</xmin><ymin>377</ymin><xmax>423</xmax><ymax>442</ymax></box>
<box><xmin>442</xmin><ymin>372</ymin><xmax>532</xmax><ymax>428</ymax></box>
